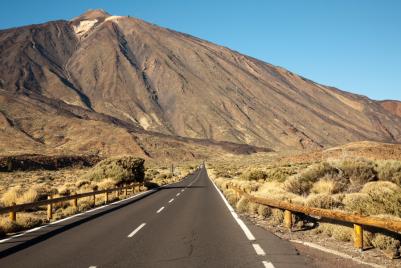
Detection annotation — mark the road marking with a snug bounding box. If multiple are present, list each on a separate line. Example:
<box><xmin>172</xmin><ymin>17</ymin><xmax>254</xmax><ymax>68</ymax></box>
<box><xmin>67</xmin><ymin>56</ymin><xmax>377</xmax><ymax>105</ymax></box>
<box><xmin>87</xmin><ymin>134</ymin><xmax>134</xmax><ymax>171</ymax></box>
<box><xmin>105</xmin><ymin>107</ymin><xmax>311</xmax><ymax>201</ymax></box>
<box><xmin>156</xmin><ymin>206</ymin><xmax>165</xmax><ymax>213</ymax></box>
<box><xmin>88</xmin><ymin>266</ymin><xmax>97</xmax><ymax>268</ymax></box>
<box><xmin>176</xmin><ymin>193</ymin><xmax>180</xmax><ymax>197</ymax></box>
<box><xmin>291</xmin><ymin>240</ymin><xmax>384</xmax><ymax>268</ymax></box>
<box><xmin>209</xmin><ymin>176</ymin><xmax>255</xmax><ymax>241</ymax></box>
<box><xmin>181</xmin><ymin>189</ymin><xmax>184</xmax><ymax>192</ymax></box>
<box><xmin>128</xmin><ymin>223</ymin><xmax>146</xmax><ymax>238</ymax></box>
<box><xmin>168</xmin><ymin>198</ymin><xmax>174</xmax><ymax>203</ymax></box>
<box><xmin>0</xmin><ymin>189</ymin><xmax>155</xmax><ymax>244</ymax></box>
<box><xmin>252</xmin><ymin>243</ymin><xmax>266</xmax><ymax>256</ymax></box>
<box><xmin>262</xmin><ymin>261</ymin><xmax>275</xmax><ymax>268</ymax></box>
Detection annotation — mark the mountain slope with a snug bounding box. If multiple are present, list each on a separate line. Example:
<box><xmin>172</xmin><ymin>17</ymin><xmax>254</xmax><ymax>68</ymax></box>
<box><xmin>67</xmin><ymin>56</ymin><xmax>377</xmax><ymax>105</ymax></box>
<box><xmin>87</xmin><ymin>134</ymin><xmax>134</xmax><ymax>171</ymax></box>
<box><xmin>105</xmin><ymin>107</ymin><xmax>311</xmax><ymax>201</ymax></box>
<box><xmin>1</xmin><ymin>9</ymin><xmax>400</xmax><ymax>152</ymax></box>
<box><xmin>378</xmin><ymin>100</ymin><xmax>401</xmax><ymax>118</ymax></box>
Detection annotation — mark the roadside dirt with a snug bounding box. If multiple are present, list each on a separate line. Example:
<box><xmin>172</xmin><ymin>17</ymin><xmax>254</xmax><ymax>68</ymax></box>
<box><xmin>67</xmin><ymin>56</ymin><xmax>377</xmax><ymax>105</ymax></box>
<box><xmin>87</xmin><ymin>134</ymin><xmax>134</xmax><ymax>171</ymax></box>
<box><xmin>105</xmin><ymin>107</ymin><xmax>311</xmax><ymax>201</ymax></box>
<box><xmin>246</xmin><ymin>214</ymin><xmax>399</xmax><ymax>268</ymax></box>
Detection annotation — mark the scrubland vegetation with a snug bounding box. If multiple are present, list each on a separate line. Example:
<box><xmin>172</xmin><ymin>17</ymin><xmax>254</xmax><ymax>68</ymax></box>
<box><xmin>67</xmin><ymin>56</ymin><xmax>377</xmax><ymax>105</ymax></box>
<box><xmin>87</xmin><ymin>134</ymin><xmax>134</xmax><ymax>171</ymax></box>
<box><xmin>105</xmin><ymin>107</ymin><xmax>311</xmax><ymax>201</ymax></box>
<box><xmin>0</xmin><ymin>156</ymin><xmax>193</xmax><ymax>237</ymax></box>
<box><xmin>210</xmin><ymin>156</ymin><xmax>401</xmax><ymax>255</ymax></box>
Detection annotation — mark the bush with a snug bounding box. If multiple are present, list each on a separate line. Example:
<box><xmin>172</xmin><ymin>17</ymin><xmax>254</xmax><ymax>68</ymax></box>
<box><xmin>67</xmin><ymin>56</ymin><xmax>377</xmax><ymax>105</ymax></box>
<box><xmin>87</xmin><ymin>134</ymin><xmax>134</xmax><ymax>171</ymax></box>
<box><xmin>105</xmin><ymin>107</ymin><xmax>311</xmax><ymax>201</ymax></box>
<box><xmin>376</xmin><ymin>160</ymin><xmax>401</xmax><ymax>186</ymax></box>
<box><xmin>82</xmin><ymin>156</ymin><xmax>144</xmax><ymax>185</ymax></box>
<box><xmin>310</xmin><ymin>177</ymin><xmax>347</xmax><ymax>195</ymax></box>
<box><xmin>270</xmin><ymin>209</ymin><xmax>284</xmax><ymax>225</ymax></box>
<box><xmin>342</xmin><ymin>193</ymin><xmax>371</xmax><ymax>215</ymax></box>
<box><xmin>285</xmin><ymin>163</ymin><xmax>338</xmax><ymax>195</ymax></box>
<box><xmin>241</xmin><ymin>170</ymin><xmax>268</xmax><ymax>181</ymax></box>
<box><xmin>343</xmin><ymin>181</ymin><xmax>401</xmax><ymax>217</ymax></box>
<box><xmin>0</xmin><ymin>187</ymin><xmax>39</xmax><ymax>206</ymax></box>
<box><xmin>236</xmin><ymin>197</ymin><xmax>250</xmax><ymax>213</ymax></box>
<box><xmin>257</xmin><ymin>205</ymin><xmax>271</xmax><ymax>218</ymax></box>
<box><xmin>371</xmin><ymin>233</ymin><xmax>400</xmax><ymax>251</ymax></box>
<box><xmin>336</xmin><ymin>159</ymin><xmax>377</xmax><ymax>188</ymax></box>
<box><xmin>247</xmin><ymin>202</ymin><xmax>259</xmax><ymax>215</ymax></box>
<box><xmin>284</xmin><ymin>176</ymin><xmax>314</xmax><ymax>196</ymax></box>
<box><xmin>306</xmin><ymin>194</ymin><xmax>342</xmax><ymax>209</ymax></box>
<box><xmin>360</xmin><ymin>181</ymin><xmax>401</xmax><ymax>217</ymax></box>
<box><xmin>267</xmin><ymin>167</ymin><xmax>297</xmax><ymax>182</ymax></box>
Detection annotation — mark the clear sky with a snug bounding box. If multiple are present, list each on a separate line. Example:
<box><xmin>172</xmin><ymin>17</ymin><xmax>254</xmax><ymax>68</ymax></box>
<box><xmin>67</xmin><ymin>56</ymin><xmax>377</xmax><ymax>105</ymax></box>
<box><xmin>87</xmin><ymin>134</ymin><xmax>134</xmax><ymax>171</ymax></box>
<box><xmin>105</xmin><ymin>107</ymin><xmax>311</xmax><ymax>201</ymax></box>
<box><xmin>1</xmin><ymin>0</ymin><xmax>400</xmax><ymax>101</ymax></box>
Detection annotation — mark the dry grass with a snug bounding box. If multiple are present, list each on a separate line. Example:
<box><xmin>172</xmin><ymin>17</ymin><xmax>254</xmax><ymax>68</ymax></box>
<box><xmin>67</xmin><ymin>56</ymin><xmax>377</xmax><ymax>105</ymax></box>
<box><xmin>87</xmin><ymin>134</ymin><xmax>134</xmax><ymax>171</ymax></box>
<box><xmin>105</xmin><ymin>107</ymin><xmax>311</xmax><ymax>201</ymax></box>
<box><xmin>0</xmin><ymin>187</ymin><xmax>40</xmax><ymax>206</ymax></box>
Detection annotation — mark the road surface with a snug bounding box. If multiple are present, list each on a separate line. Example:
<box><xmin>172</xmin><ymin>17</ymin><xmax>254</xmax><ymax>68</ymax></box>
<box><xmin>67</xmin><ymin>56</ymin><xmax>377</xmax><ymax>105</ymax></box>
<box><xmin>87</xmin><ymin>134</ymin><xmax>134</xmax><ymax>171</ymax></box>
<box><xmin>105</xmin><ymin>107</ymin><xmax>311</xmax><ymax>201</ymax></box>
<box><xmin>0</xmin><ymin>167</ymin><xmax>308</xmax><ymax>267</ymax></box>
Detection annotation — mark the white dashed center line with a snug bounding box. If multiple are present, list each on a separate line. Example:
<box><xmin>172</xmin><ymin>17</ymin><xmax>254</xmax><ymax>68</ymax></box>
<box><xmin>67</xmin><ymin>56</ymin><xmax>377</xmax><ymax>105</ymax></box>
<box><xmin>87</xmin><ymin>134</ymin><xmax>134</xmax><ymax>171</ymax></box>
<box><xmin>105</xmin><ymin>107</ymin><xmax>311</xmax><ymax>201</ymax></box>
<box><xmin>262</xmin><ymin>261</ymin><xmax>275</xmax><ymax>268</ymax></box>
<box><xmin>176</xmin><ymin>193</ymin><xmax>180</xmax><ymax>197</ymax></box>
<box><xmin>252</xmin><ymin>243</ymin><xmax>266</xmax><ymax>256</ymax></box>
<box><xmin>181</xmin><ymin>189</ymin><xmax>184</xmax><ymax>192</ymax></box>
<box><xmin>127</xmin><ymin>223</ymin><xmax>146</xmax><ymax>238</ymax></box>
<box><xmin>88</xmin><ymin>266</ymin><xmax>97</xmax><ymax>268</ymax></box>
<box><xmin>168</xmin><ymin>198</ymin><xmax>174</xmax><ymax>203</ymax></box>
<box><xmin>156</xmin><ymin>207</ymin><xmax>165</xmax><ymax>213</ymax></box>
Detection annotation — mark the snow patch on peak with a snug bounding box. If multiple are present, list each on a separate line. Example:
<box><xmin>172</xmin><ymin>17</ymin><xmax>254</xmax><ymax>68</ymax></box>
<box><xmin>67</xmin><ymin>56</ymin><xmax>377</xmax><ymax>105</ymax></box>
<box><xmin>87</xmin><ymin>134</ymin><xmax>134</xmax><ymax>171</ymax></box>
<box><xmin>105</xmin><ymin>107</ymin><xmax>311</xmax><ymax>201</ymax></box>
<box><xmin>73</xmin><ymin>19</ymin><xmax>98</xmax><ymax>38</ymax></box>
<box><xmin>105</xmin><ymin>16</ymin><xmax>124</xmax><ymax>22</ymax></box>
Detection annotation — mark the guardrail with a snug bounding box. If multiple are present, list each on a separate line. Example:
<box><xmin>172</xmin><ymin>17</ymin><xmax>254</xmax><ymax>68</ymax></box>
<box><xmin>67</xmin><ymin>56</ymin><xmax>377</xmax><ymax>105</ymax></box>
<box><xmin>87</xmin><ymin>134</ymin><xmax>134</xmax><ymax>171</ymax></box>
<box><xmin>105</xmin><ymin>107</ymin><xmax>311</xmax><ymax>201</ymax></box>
<box><xmin>224</xmin><ymin>182</ymin><xmax>401</xmax><ymax>251</ymax></box>
<box><xmin>0</xmin><ymin>183</ymin><xmax>144</xmax><ymax>222</ymax></box>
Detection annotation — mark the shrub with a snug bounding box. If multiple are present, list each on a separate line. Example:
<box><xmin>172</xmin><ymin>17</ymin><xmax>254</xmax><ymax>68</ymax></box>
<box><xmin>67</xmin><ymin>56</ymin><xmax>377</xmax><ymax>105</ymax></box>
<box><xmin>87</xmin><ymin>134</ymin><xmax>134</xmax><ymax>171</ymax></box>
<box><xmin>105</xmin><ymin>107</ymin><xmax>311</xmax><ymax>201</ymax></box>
<box><xmin>257</xmin><ymin>205</ymin><xmax>271</xmax><ymax>218</ymax></box>
<box><xmin>284</xmin><ymin>163</ymin><xmax>337</xmax><ymax>195</ymax></box>
<box><xmin>75</xmin><ymin>180</ymin><xmax>91</xmax><ymax>188</ymax></box>
<box><xmin>241</xmin><ymin>170</ymin><xmax>268</xmax><ymax>181</ymax></box>
<box><xmin>97</xmin><ymin>178</ymin><xmax>117</xmax><ymax>190</ymax></box>
<box><xmin>306</xmin><ymin>194</ymin><xmax>342</xmax><ymax>209</ymax></box>
<box><xmin>270</xmin><ymin>209</ymin><xmax>284</xmax><ymax>225</ymax></box>
<box><xmin>371</xmin><ymin>233</ymin><xmax>400</xmax><ymax>251</ymax></box>
<box><xmin>342</xmin><ymin>193</ymin><xmax>371</xmax><ymax>215</ymax></box>
<box><xmin>247</xmin><ymin>202</ymin><xmax>259</xmax><ymax>215</ymax></box>
<box><xmin>0</xmin><ymin>187</ymin><xmax>39</xmax><ymax>206</ymax></box>
<box><xmin>376</xmin><ymin>160</ymin><xmax>401</xmax><ymax>186</ymax></box>
<box><xmin>284</xmin><ymin>176</ymin><xmax>314</xmax><ymax>196</ymax></box>
<box><xmin>236</xmin><ymin>197</ymin><xmax>250</xmax><ymax>213</ymax></box>
<box><xmin>360</xmin><ymin>181</ymin><xmax>401</xmax><ymax>217</ymax></box>
<box><xmin>267</xmin><ymin>166</ymin><xmax>297</xmax><ymax>182</ymax></box>
<box><xmin>299</xmin><ymin>162</ymin><xmax>338</xmax><ymax>183</ymax></box>
<box><xmin>332</xmin><ymin>225</ymin><xmax>352</xmax><ymax>242</ymax></box>
<box><xmin>343</xmin><ymin>182</ymin><xmax>401</xmax><ymax>217</ymax></box>
<box><xmin>310</xmin><ymin>177</ymin><xmax>347</xmax><ymax>195</ymax></box>
<box><xmin>336</xmin><ymin>159</ymin><xmax>377</xmax><ymax>188</ymax></box>
<box><xmin>82</xmin><ymin>156</ymin><xmax>144</xmax><ymax>185</ymax></box>
<box><xmin>0</xmin><ymin>186</ymin><xmax>20</xmax><ymax>206</ymax></box>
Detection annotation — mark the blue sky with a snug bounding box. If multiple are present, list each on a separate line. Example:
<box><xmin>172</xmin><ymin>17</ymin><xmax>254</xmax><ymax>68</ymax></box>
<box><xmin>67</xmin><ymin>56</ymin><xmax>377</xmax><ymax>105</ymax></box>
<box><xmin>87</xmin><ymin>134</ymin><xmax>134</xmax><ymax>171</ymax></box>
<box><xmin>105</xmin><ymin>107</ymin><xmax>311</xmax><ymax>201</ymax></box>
<box><xmin>1</xmin><ymin>0</ymin><xmax>400</xmax><ymax>101</ymax></box>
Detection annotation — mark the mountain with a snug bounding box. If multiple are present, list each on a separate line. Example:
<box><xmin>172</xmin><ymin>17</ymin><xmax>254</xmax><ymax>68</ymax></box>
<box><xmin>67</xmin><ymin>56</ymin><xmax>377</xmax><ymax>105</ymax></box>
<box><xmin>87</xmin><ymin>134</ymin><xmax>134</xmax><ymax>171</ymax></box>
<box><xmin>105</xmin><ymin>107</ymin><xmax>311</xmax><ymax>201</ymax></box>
<box><xmin>378</xmin><ymin>100</ymin><xmax>401</xmax><ymax>118</ymax></box>
<box><xmin>0</xmin><ymin>9</ymin><xmax>400</xmax><ymax>156</ymax></box>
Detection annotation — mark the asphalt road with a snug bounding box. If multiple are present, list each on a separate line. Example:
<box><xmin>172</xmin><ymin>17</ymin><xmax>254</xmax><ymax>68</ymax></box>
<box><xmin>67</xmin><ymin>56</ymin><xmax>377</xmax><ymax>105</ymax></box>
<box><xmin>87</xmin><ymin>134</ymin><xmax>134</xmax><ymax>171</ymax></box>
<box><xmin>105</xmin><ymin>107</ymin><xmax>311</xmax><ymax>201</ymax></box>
<box><xmin>0</xmin><ymin>167</ymin><xmax>308</xmax><ymax>267</ymax></box>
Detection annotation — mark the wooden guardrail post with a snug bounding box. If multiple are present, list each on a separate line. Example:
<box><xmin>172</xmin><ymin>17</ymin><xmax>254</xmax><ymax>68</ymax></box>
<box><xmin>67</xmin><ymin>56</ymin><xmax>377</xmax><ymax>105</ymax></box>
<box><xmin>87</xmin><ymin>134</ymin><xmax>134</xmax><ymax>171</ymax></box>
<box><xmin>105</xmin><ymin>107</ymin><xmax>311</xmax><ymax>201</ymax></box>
<box><xmin>354</xmin><ymin>224</ymin><xmax>363</xmax><ymax>251</ymax></box>
<box><xmin>105</xmin><ymin>191</ymin><xmax>109</xmax><ymax>204</ymax></box>
<box><xmin>47</xmin><ymin>195</ymin><xmax>53</xmax><ymax>220</ymax></box>
<box><xmin>9</xmin><ymin>202</ymin><xmax>16</xmax><ymax>222</ymax></box>
<box><xmin>284</xmin><ymin>210</ymin><xmax>293</xmax><ymax>230</ymax></box>
<box><xmin>93</xmin><ymin>194</ymin><xmax>96</xmax><ymax>206</ymax></box>
<box><xmin>73</xmin><ymin>198</ymin><xmax>78</xmax><ymax>208</ymax></box>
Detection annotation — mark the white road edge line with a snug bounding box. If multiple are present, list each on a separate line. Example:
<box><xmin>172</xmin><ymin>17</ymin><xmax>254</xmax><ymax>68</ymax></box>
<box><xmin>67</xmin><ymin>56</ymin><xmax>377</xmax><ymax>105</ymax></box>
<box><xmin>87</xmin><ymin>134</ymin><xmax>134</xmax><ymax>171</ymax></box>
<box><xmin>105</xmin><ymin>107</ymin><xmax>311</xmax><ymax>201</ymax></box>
<box><xmin>0</xmin><ymin>189</ymin><xmax>154</xmax><ymax>244</ymax></box>
<box><xmin>168</xmin><ymin>198</ymin><xmax>174</xmax><ymax>203</ymax></box>
<box><xmin>209</xmin><ymin>175</ymin><xmax>256</xmax><ymax>241</ymax></box>
<box><xmin>156</xmin><ymin>207</ymin><xmax>165</xmax><ymax>213</ymax></box>
<box><xmin>291</xmin><ymin>240</ymin><xmax>384</xmax><ymax>268</ymax></box>
<box><xmin>262</xmin><ymin>261</ymin><xmax>275</xmax><ymax>268</ymax></box>
<box><xmin>127</xmin><ymin>223</ymin><xmax>146</xmax><ymax>238</ymax></box>
<box><xmin>252</xmin><ymin>243</ymin><xmax>266</xmax><ymax>256</ymax></box>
